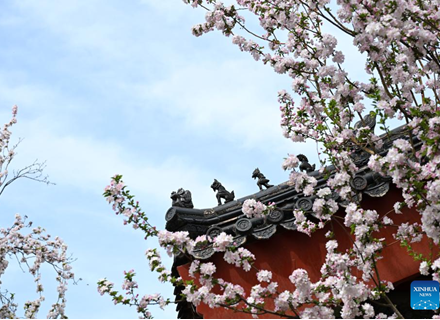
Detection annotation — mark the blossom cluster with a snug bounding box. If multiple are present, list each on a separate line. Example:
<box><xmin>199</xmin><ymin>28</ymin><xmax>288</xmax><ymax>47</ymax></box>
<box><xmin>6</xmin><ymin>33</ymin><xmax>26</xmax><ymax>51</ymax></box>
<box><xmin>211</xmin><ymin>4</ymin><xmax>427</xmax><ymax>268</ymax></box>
<box><xmin>104</xmin><ymin>175</ymin><xmax>158</xmax><ymax>238</ymax></box>
<box><xmin>292</xmin><ymin>185</ymin><xmax>338</xmax><ymax>236</ymax></box>
<box><xmin>145</xmin><ymin>249</ymin><xmax>171</xmax><ymax>283</ymax></box>
<box><xmin>0</xmin><ymin>105</ymin><xmax>18</xmax><ymax>189</ymax></box>
<box><xmin>98</xmin><ymin>272</ymin><xmax>169</xmax><ymax>319</ymax></box>
<box><xmin>0</xmin><ymin>106</ymin><xmax>51</xmax><ymax>197</ymax></box>
<box><xmin>1</xmin><ymin>214</ymin><xmax>74</xmax><ymax>319</ymax></box>
<box><xmin>241</xmin><ymin>199</ymin><xmax>267</xmax><ymax>218</ymax></box>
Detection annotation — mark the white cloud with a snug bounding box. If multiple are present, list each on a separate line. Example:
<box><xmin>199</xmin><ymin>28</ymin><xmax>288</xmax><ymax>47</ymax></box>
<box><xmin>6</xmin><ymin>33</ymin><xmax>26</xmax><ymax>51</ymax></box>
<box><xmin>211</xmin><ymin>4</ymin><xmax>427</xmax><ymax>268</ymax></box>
<box><xmin>13</xmin><ymin>0</ymin><xmax>198</xmax><ymax>66</ymax></box>
<box><xmin>144</xmin><ymin>58</ymin><xmax>294</xmax><ymax>152</ymax></box>
<box><xmin>10</xmin><ymin>116</ymin><xmax>229</xmax><ymax>209</ymax></box>
<box><xmin>3</xmin><ymin>0</ymin><xmax>297</xmax><ymax>156</ymax></box>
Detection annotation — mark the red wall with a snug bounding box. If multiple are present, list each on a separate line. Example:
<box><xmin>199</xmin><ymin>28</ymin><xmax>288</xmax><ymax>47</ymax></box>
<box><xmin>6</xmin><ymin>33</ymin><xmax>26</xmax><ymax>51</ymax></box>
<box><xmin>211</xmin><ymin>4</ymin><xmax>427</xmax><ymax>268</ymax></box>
<box><xmin>178</xmin><ymin>186</ymin><xmax>433</xmax><ymax>318</ymax></box>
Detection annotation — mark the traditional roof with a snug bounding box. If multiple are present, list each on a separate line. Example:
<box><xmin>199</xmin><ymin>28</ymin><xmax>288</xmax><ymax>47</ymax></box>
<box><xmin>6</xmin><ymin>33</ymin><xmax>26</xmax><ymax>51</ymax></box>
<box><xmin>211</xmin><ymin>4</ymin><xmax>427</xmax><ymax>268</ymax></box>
<box><xmin>165</xmin><ymin>124</ymin><xmax>418</xmax><ymax>318</ymax></box>
<box><xmin>165</xmin><ymin>125</ymin><xmax>417</xmax><ymax>257</ymax></box>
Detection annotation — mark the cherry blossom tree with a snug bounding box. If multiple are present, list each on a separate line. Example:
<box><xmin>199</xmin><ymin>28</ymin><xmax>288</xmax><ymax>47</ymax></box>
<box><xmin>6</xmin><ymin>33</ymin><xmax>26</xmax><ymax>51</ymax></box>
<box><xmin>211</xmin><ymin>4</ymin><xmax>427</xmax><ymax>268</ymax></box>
<box><xmin>100</xmin><ymin>0</ymin><xmax>440</xmax><ymax>318</ymax></box>
<box><xmin>0</xmin><ymin>106</ymin><xmax>51</xmax><ymax>197</ymax></box>
<box><xmin>0</xmin><ymin>106</ymin><xmax>75</xmax><ymax>319</ymax></box>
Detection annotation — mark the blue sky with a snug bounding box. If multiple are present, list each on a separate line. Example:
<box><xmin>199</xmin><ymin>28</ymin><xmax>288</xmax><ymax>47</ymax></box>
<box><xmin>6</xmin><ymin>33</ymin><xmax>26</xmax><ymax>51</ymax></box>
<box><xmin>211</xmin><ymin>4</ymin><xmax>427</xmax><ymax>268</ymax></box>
<box><xmin>0</xmin><ymin>1</ymin><xmax>310</xmax><ymax>318</ymax></box>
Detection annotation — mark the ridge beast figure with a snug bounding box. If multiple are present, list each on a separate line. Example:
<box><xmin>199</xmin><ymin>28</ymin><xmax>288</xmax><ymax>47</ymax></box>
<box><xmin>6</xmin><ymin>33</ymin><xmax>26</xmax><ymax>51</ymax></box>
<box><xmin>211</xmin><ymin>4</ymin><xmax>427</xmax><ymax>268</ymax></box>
<box><xmin>297</xmin><ymin>154</ymin><xmax>316</xmax><ymax>173</ymax></box>
<box><xmin>211</xmin><ymin>179</ymin><xmax>235</xmax><ymax>206</ymax></box>
<box><xmin>252</xmin><ymin>168</ymin><xmax>273</xmax><ymax>191</ymax></box>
